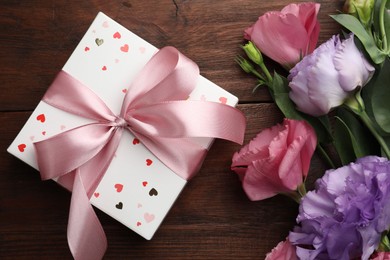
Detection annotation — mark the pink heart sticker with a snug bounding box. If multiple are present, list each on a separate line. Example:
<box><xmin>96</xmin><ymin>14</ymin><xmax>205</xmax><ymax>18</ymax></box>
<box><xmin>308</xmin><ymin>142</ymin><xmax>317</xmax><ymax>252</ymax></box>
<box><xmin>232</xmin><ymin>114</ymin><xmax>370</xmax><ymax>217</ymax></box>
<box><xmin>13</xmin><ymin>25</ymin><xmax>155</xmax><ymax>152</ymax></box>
<box><xmin>144</xmin><ymin>213</ymin><xmax>155</xmax><ymax>223</ymax></box>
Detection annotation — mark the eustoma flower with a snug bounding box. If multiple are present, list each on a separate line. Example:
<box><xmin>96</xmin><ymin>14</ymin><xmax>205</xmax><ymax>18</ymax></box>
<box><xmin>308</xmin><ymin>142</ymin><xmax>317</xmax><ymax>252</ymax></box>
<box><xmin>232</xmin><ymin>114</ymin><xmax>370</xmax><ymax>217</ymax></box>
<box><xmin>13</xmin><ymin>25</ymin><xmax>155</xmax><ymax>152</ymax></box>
<box><xmin>265</xmin><ymin>238</ymin><xmax>298</xmax><ymax>260</ymax></box>
<box><xmin>371</xmin><ymin>252</ymin><xmax>390</xmax><ymax>260</ymax></box>
<box><xmin>231</xmin><ymin>119</ymin><xmax>317</xmax><ymax>201</ymax></box>
<box><xmin>288</xmin><ymin>33</ymin><xmax>375</xmax><ymax>116</ymax></box>
<box><xmin>244</xmin><ymin>2</ymin><xmax>320</xmax><ymax>69</ymax></box>
<box><xmin>289</xmin><ymin>156</ymin><xmax>390</xmax><ymax>260</ymax></box>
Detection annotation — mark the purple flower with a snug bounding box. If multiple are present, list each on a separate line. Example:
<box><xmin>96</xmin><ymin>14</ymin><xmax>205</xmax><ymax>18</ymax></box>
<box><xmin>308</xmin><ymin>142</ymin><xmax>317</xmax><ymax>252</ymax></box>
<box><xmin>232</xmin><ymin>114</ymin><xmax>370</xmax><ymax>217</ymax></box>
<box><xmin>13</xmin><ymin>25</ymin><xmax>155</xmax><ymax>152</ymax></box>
<box><xmin>289</xmin><ymin>156</ymin><xmax>390</xmax><ymax>260</ymax></box>
<box><xmin>288</xmin><ymin>34</ymin><xmax>375</xmax><ymax>116</ymax></box>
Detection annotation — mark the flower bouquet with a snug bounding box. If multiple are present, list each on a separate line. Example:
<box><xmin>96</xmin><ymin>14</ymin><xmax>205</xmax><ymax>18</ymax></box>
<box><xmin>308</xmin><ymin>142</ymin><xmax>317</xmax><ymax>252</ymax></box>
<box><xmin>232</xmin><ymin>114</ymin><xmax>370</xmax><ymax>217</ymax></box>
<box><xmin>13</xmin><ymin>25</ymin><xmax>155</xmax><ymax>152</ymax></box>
<box><xmin>232</xmin><ymin>1</ymin><xmax>390</xmax><ymax>259</ymax></box>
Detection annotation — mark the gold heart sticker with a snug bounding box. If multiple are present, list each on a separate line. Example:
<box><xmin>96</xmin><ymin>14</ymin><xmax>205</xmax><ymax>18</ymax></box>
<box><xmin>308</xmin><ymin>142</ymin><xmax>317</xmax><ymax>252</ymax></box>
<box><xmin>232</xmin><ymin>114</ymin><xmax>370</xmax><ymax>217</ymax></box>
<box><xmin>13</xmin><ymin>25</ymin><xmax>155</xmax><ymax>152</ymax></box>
<box><xmin>95</xmin><ymin>38</ymin><xmax>104</xmax><ymax>46</ymax></box>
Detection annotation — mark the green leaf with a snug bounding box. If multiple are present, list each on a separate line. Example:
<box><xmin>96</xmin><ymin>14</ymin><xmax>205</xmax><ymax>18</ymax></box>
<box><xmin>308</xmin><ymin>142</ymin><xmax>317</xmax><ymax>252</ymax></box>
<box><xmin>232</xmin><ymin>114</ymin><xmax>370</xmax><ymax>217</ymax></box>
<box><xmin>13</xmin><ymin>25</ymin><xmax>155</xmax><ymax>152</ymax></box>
<box><xmin>334</xmin><ymin>116</ymin><xmax>358</xmax><ymax>165</ymax></box>
<box><xmin>369</xmin><ymin>58</ymin><xmax>390</xmax><ymax>133</ymax></box>
<box><xmin>331</xmin><ymin>14</ymin><xmax>386</xmax><ymax>64</ymax></box>
<box><xmin>271</xmin><ymin>72</ymin><xmax>333</xmax><ymax>144</ymax></box>
<box><xmin>338</xmin><ymin>108</ymin><xmax>379</xmax><ymax>157</ymax></box>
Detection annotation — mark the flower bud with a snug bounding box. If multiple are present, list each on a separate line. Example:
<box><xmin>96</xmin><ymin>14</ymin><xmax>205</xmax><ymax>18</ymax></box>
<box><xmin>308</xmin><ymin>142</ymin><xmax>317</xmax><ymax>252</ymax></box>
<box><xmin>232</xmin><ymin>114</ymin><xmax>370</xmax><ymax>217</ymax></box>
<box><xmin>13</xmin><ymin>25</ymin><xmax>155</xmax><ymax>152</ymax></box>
<box><xmin>242</xmin><ymin>41</ymin><xmax>263</xmax><ymax>65</ymax></box>
<box><xmin>235</xmin><ymin>55</ymin><xmax>255</xmax><ymax>73</ymax></box>
<box><xmin>343</xmin><ymin>0</ymin><xmax>374</xmax><ymax>27</ymax></box>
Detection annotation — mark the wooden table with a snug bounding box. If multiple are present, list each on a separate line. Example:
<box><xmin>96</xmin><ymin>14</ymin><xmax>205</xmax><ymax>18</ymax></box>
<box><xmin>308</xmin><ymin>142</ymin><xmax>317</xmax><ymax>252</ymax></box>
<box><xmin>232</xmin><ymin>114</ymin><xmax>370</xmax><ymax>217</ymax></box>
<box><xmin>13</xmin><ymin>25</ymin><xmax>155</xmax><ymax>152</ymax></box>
<box><xmin>0</xmin><ymin>1</ymin><xmax>340</xmax><ymax>259</ymax></box>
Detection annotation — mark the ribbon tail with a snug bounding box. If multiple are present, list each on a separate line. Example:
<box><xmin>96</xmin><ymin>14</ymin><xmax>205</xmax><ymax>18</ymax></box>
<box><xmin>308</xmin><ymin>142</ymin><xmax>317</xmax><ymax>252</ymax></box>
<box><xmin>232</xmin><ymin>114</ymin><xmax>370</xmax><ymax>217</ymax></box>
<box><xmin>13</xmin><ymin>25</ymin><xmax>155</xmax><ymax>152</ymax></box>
<box><xmin>67</xmin><ymin>169</ymin><xmax>107</xmax><ymax>260</ymax></box>
<box><xmin>138</xmin><ymin>134</ymin><xmax>208</xmax><ymax>180</ymax></box>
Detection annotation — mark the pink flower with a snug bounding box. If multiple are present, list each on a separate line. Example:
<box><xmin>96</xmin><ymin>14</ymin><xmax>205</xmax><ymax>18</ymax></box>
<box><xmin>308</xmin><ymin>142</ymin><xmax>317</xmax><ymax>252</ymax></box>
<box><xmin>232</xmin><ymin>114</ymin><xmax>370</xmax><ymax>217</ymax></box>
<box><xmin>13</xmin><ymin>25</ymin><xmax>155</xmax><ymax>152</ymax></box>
<box><xmin>244</xmin><ymin>2</ymin><xmax>320</xmax><ymax>69</ymax></box>
<box><xmin>231</xmin><ymin>119</ymin><xmax>317</xmax><ymax>201</ymax></box>
<box><xmin>265</xmin><ymin>238</ymin><xmax>298</xmax><ymax>260</ymax></box>
<box><xmin>371</xmin><ymin>252</ymin><xmax>390</xmax><ymax>260</ymax></box>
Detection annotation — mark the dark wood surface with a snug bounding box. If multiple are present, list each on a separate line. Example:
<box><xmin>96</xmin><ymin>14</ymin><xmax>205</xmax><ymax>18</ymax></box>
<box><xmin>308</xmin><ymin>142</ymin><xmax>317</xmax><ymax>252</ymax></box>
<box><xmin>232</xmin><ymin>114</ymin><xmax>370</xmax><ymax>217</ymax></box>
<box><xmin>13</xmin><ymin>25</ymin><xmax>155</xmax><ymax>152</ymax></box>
<box><xmin>0</xmin><ymin>1</ymin><xmax>341</xmax><ymax>259</ymax></box>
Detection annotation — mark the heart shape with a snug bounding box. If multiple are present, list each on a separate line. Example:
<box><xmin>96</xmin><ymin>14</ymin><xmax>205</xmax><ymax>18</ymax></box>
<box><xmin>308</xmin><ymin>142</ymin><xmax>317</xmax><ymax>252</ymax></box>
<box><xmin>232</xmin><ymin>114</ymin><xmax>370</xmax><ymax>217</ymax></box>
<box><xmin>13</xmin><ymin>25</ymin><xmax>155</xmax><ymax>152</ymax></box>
<box><xmin>114</xmin><ymin>183</ymin><xmax>123</xmax><ymax>193</ymax></box>
<box><xmin>113</xmin><ymin>32</ymin><xmax>121</xmax><ymax>39</ymax></box>
<box><xmin>142</xmin><ymin>181</ymin><xmax>148</xmax><ymax>187</ymax></box>
<box><xmin>93</xmin><ymin>192</ymin><xmax>100</xmax><ymax>198</ymax></box>
<box><xmin>18</xmin><ymin>144</ymin><xmax>26</xmax><ymax>152</ymax></box>
<box><xmin>144</xmin><ymin>213</ymin><xmax>155</xmax><ymax>223</ymax></box>
<box><xmin>42</xmin><ymin>131</ymin><xmax>46</xmax><ymax>136</ymax></box>
<box><xmin>133</xmin><ymin>138</ymin><xmax>140</xmax><ymax>145</ymax></box>
<box><xmin>149</xmin><ymin>188</ymin><xmax>158</xmax><ymax>196</ymax></box>
<box><xmin>95</xmin><ymin>38</ymin><xmax>104</xmax><ymax>46</ymax></box>
<box><xmin>36</xmin><ymin>114</ymin><xmax>46</xmax><ymax>123</ymax></box>
<box><xmin>120</xmin><ymin>44</ymin><xmax>129</xmax><ymax>53</ymax></box>
<box><xmin>84</xmin><ymin>46</ymin><xmax>90</xmax><ymax>52</ymax></box>
<box><xmin>137</xmin><ymin>221</ymin><xmax>142</xmax><ymax>226</ymax></box>
<box><xmin>122</xmin><ymin>89</ymin><xmax>127</xmax><ymax>94</ymax></box>
<box><xmin>115</xmin><ymin>202</ymin><xmax>123</xmax><ymax>210</ymax></box>
<box><xmin>219</xmin><ymin>97</ymin><xmax>227</xmax><ymax>104</ymax></box>
<box><xmin>146</xmin><ymin>159</ymin><xmax>153</xmax><ymax>166</ymax></box>
<box><xmin>102</xmin><ymin>66</ymin><xmax>107</xmax><ymax>71</ymax></box>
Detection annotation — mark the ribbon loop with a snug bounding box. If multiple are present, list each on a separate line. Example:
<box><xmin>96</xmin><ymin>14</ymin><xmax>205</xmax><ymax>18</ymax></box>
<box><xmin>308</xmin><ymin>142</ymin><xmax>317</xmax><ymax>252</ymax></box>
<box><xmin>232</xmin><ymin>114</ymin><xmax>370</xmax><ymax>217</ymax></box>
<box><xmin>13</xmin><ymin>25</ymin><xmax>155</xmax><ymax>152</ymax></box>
<box><xmin>34</xmin><ymin>46</ymin><xmax>246</xmax><ymax>260</ymax></box>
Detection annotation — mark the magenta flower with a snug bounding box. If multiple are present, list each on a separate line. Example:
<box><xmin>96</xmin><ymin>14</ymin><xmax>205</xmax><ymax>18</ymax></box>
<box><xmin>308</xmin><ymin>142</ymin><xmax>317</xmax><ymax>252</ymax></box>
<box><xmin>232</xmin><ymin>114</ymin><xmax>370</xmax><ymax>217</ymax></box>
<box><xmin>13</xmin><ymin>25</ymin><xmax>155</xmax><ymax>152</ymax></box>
<box><xmin>231</xmin><ymin>119</ymin><xmax>317</xmax><ymax>201</ymax></box>
<box><xmin>288</xmin><ymin>34</ymin><xmax>375</xmax><ymax>116</ymax></box>
<box><xmin>244</xmin><ymin>2</ymin><xmax>320</xmax><ymax>69</ymax></box>
<box><xmin>289</xmin><ymin>156</ymin><xmax>390</xmax><ymax>260</ymax></box>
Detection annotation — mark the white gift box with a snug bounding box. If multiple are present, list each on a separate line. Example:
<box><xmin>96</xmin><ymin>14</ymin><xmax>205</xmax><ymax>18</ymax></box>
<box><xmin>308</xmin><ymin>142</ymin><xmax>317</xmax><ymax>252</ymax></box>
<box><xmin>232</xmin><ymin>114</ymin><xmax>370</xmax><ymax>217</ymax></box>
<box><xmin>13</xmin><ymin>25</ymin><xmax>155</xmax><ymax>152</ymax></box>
<box><xmin>7</xmin><ymin>12</ymin><xmax>238</xmax><ymax>240</ymax></box>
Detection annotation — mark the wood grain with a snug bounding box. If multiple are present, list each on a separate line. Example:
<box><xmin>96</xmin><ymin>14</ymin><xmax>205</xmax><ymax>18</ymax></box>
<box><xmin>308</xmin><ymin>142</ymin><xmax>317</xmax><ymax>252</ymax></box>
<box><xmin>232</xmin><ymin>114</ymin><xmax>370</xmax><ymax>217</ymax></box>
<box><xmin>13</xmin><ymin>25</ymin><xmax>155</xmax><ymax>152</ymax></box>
<box><xmin>1</xmin><ymin>0</ymin><xmax>335</xmax><ymax>259</ymax></box>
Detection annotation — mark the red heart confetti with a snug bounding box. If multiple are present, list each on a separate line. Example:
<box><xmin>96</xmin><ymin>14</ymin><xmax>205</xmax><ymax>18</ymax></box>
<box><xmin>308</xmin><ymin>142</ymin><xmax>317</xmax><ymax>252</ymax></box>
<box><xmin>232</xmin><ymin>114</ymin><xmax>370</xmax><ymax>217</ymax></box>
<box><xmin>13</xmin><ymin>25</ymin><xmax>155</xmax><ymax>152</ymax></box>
<box><xmin>146</xmin><ymin>159</ymin><xmax>153</xmax><ymax>166</ymax></box>
<box><xmin>102</xmin><ymin>66</ymin><xmax>107</xmax><ymax>71</ymax></box>
<box><xmin>36</xmin><ymin>114</ymin><xmax>46</xmax><ymax>123</ymax></box>
<box><xmin>114</xmin><ymin>183</ymin><xmax>123</xmax><ymax>193</ymax></box>
<box><xmin>142</xmin><ymin>181</ymin><xmax>148</xmax><ymax>187</ymax></box>
<box><xmin>137</xmin><ymin>221</ymin><xmax>142</xmax><ymax>226</ymax></box>
<box><xmin>133</xmin><ymin>138</ymin><xmax>140</xmax><ymax>145</ymax></box>
<box><xmin>18</xmin><ymin>144</ymin><xmax>26</xmax><ymax>152</ymax></box>
<box><xmin>122</xmin><ymin>89</ymin><xmax>127</xmax><ymax>94</ymax></box>
<box><xmin>93</xmin><ymin>192</ymin><xmax>100</xmax><ymax>198</ymax></box>
<box><xmin>219</xmin><ymin>97</ymin><xmax>227</xmax><ymax>104</ymax></box>
<box><xmin>42</xmin><ymin>131</ymin><xmax>46</xmax><ymax>136</ymax></box>
<box><xmin>113</xmin><ymin>32</ymin><xmax>121</xmax><ymax>39</ymax></box>
<box><xmin>120</xmin><ymin>44</ymin><xmax>129</xmax><ymax>53</ymax></box>
<box><xmin>84</xmin><ymin>46</ymin><xmax>90</xmax><ymax>52</ymax></box>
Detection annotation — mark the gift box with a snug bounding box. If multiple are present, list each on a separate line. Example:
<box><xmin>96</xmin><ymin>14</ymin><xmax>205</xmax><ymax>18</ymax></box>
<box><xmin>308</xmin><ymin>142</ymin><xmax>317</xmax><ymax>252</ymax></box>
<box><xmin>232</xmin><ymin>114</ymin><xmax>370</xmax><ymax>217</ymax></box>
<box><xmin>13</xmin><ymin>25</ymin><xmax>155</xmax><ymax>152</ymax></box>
<box><xmin>7</xmin><ymin>12</ymin><xmax>241</xmax><ymax>242</ymax></box>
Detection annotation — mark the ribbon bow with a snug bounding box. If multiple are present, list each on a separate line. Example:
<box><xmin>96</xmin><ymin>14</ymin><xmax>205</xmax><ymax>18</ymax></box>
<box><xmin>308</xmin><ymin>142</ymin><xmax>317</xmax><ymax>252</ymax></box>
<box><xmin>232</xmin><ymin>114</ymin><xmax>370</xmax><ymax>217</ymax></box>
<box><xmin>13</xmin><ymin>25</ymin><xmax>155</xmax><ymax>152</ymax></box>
<box><xmin>34</xmin><ymin>46</ymin><xmax>246</xmax><ymax>260</ymax></box>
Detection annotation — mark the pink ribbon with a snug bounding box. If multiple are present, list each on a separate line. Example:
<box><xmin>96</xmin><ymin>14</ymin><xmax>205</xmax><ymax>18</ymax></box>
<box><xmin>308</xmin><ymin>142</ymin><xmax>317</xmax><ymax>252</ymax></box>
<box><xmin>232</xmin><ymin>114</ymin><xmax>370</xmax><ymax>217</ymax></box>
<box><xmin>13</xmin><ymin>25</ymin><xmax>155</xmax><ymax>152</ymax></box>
<box><xmin>34</xmin><ymin>46</ymin><xmax>246</xmax><ymax>260</ymax></box>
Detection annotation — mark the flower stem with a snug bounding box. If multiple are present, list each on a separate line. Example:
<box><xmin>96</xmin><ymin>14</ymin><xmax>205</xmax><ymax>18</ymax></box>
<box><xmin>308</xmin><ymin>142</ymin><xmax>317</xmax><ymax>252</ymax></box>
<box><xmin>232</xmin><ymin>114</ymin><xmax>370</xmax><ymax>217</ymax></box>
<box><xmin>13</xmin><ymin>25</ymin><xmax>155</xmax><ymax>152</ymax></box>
<box><xmin>283</xmin><ymin>191</ymin><xmax>302</xmax><ymax>204</ymax></box>
<box><xmin>345</xmin><ymin>91</ymin><xmax>390</xmax><ymax>159</ymax></box>
<box><xmin>317</xmin><ymin>143</ymin><xmax>336</xmax><ymax>169</ymax></box>
<box><xmin>251</xmin><ymin>69</ymin><xmax>264</xmax><ymax>80</ymax></box>
<box><xmin>259</xmin><ymin>62</ymin><xmax>273</xmax><ymax>84</ymax></box>
<box><xmin>379</xmin><ymin>0</ymin><xmax>388</xmax><ymax>52</ymax></box>
<box><xmin>359</xmin><ymin>110</ymin><xmax>390</xmax><ymax>158</ymax></box>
